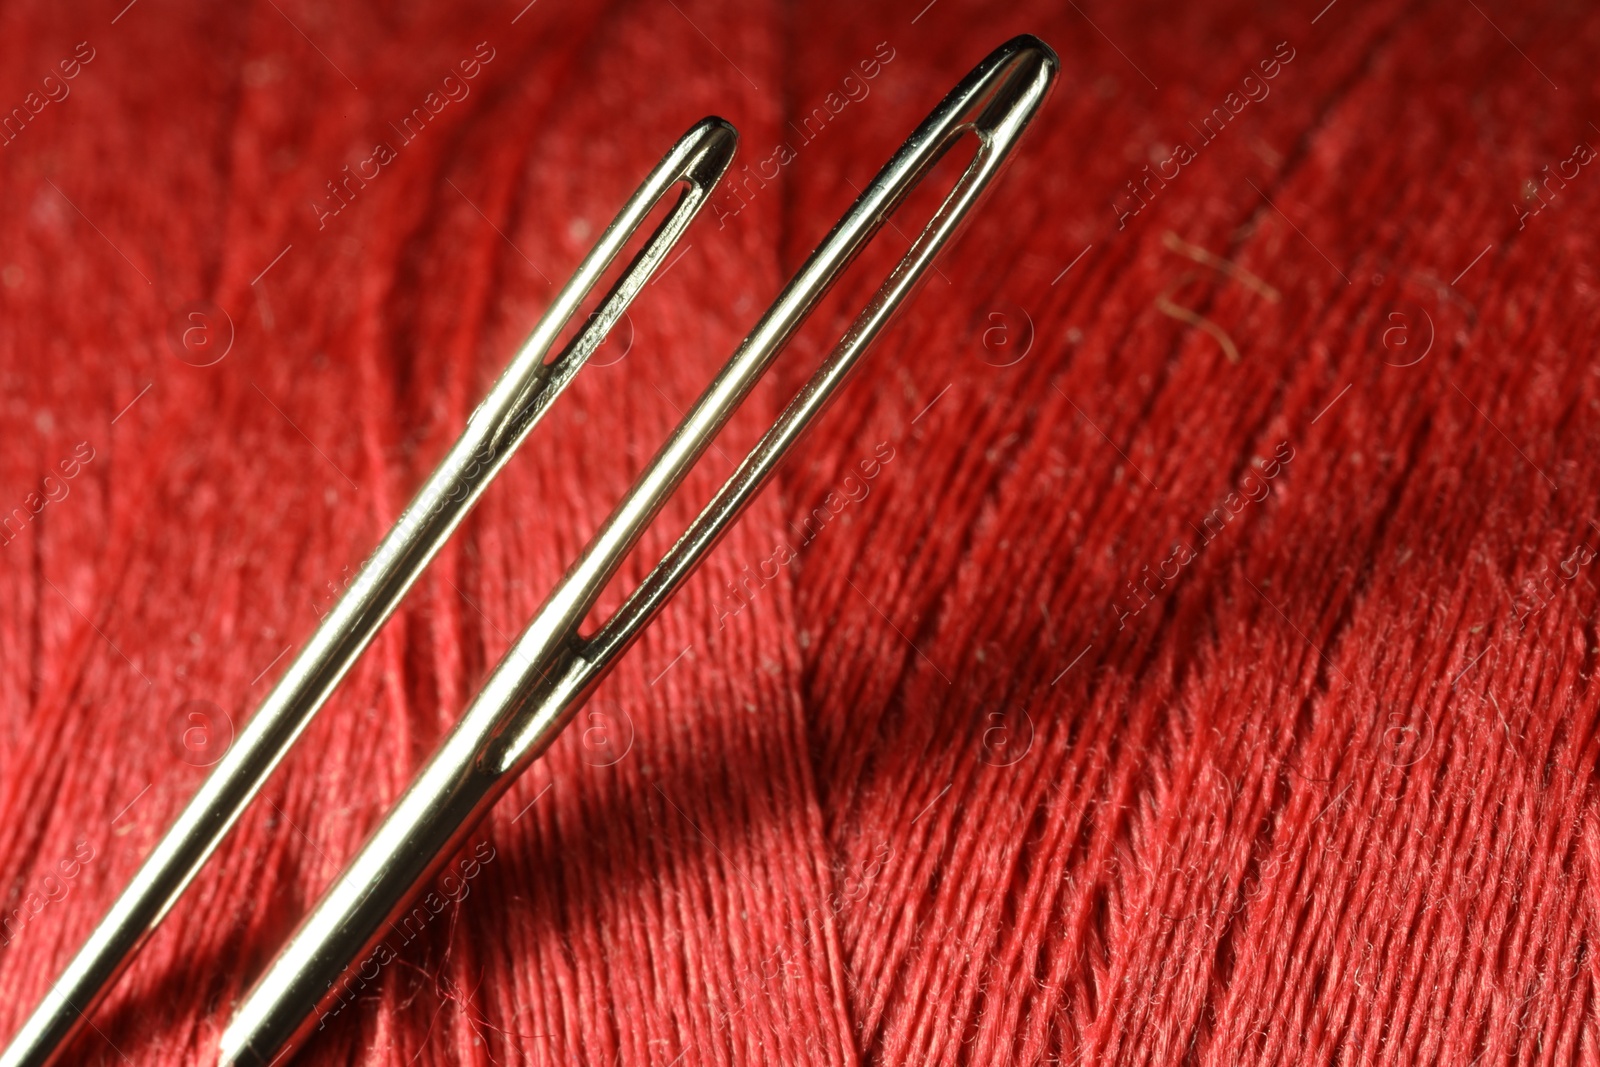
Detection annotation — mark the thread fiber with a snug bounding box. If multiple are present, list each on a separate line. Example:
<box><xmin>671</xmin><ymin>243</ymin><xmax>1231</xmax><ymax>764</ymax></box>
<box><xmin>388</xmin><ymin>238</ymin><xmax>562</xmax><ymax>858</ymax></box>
<box><xmin>1</xmin><ymin>0</ymin><xmax>1598</xmax><ymax>1064</ymax></box>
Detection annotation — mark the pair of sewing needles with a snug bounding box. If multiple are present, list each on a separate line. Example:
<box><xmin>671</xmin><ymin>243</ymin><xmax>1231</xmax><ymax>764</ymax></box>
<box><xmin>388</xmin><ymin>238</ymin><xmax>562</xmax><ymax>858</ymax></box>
<box><xmin>2</xmin><ymin>35</ymin><xmax>1057</xmax><ymax>1067</ymax></box>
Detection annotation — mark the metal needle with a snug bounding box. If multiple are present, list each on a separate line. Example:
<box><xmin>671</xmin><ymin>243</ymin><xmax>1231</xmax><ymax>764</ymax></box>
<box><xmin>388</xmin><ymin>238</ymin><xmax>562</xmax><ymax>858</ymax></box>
<box><xmin>0</xmin><ymin>118</ymin><xmax>738</xmax><ymax>1067</ymax></box>
<box><xmin>219</xmin><ymin>35</ymin><xmax>1058</xmax><ymax>1067</ymax></box>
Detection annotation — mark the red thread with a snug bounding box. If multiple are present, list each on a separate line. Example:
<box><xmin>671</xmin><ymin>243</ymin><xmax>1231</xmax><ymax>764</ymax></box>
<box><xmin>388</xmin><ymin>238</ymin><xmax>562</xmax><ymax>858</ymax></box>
<box><xmin>0</xmin><ymin>1</ymin><xmax>1596</xmax><ymax>1064</ymax></box>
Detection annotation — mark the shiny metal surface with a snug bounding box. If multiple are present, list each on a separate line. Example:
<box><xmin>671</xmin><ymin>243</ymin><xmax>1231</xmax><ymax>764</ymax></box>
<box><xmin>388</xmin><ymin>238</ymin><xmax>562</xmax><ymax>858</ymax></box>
<box><xmin>0</xmin><ymin>118</ymin><xmax>737</xmax><ymax>1067</ymax></box>
<box><xmin>219</xmin><ymin>35</ymin><xmax>1057</xmax><ymax>1067</ymax></box>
